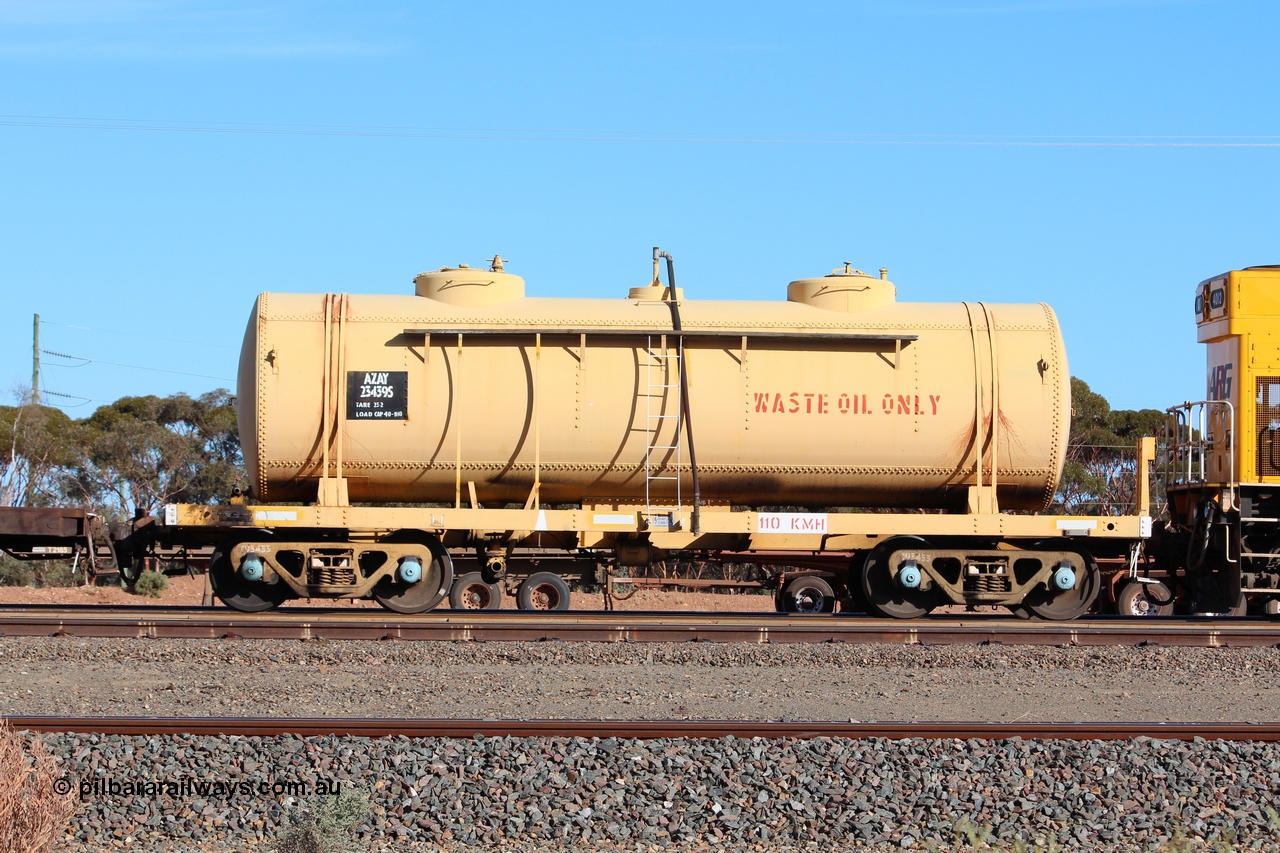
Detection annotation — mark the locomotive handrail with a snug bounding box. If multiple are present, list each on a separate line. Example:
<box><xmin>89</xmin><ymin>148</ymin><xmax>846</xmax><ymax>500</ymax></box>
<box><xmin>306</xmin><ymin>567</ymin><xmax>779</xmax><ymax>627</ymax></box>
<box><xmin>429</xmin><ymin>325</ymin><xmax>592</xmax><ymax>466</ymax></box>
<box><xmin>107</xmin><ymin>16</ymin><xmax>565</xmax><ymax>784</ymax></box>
<box><xmin>1164</xmin><ymin>399</ymin><xmax>1236</xmax><ymax>502</ymax></box>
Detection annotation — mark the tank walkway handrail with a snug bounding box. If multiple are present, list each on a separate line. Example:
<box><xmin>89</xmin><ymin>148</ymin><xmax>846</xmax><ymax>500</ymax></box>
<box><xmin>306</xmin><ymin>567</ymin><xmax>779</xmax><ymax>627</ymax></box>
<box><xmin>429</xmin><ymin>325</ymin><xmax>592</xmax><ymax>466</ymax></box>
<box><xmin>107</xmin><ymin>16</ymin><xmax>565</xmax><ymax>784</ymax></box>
<box><xmin>401</xmin><ymin>327</ymin><xmax>918</xmax><ymax>344</ymax></box>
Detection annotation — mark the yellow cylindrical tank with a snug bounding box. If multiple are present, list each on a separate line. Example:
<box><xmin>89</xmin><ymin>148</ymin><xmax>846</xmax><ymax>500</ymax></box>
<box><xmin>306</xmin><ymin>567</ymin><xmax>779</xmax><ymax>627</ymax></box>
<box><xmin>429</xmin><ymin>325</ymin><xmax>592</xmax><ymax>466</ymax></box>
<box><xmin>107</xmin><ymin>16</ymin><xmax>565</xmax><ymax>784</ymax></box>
<box><xmin>238</xmin><ymin>264</ymin><xmax>1069</xmax><ymax>510</ymax></box>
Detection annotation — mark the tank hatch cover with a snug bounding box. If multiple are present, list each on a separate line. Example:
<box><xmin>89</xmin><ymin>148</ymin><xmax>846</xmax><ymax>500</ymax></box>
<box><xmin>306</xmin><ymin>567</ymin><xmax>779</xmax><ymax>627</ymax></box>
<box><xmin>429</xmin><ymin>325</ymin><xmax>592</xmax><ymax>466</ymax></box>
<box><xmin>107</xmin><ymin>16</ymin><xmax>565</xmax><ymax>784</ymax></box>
<box><xmin>414</xmin><ymin>265</ymin><xmax>526</xmax><ymax>306</ymax></box>
<box><xmin>786</xmin><ymin>265</ymin><xmax>896</xmax><ymax>312</ymax></box>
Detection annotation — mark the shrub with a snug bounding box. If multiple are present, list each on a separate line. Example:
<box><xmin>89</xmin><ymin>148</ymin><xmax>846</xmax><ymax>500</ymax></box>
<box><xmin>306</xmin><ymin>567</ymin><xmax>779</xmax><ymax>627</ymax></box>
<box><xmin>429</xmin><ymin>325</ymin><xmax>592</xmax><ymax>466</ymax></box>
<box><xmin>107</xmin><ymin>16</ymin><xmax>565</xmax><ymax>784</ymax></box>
<box><xmin>0</xmin><ymin>555</ymin><xmax>33</xmax><ymax>587</ymax></box>
<box><xmin>0</xmin><ymin>557</ymin><xmax>78</xmax><ymax>589</ymax></box>
<box><xmin>132</xmin><ymin>570</ymin><xmax>169</xmax><ymax>598</ymax></box>
<box><xmin>31</xmin><ymin>562</ymin><xmax>76</xmax><ymax>588</ymax></box>
<box><xmin>0</xmin><ymin>721</ymin><xmax>77</xmax><ymax>853</ymax></box>
<box><xmin>275</xmin><ymin>786</ymin><xmax>369</xmax><ymax>853</ymax></box>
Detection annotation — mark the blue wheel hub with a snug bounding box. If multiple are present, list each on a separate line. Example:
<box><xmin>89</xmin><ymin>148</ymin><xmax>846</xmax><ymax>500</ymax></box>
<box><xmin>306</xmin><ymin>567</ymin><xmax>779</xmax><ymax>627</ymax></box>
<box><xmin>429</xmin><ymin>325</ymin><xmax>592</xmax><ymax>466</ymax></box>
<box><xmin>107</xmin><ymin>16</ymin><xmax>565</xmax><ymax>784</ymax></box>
<box><xmin>896</xmin><ymin>562</ymin><xmax>922</xmax><ymax>590</ymax></box>
<box><xmin>1052</xmin><ymin>564</ymin><xmax>1076</xmax><ymax>591</ymax></box>
<box><xmin>398</xmin><ymin>557</ymin><xmax>423</xmax><ymax>584</ymax></box>
<box><xmin>238</xmin><ymin>555</ymin><xmax>264</xmax><ymax>583</ymax></box>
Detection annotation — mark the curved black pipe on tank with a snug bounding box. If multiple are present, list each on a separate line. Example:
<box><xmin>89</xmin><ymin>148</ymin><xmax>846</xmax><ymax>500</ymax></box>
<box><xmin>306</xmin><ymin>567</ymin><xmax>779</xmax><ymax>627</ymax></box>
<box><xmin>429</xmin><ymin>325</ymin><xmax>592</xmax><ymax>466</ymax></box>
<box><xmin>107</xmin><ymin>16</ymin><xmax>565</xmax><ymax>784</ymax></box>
<box><xmin>653</xmin><ymin>246</ymin><xmax>701</xmax><ymax>534</ymax></box>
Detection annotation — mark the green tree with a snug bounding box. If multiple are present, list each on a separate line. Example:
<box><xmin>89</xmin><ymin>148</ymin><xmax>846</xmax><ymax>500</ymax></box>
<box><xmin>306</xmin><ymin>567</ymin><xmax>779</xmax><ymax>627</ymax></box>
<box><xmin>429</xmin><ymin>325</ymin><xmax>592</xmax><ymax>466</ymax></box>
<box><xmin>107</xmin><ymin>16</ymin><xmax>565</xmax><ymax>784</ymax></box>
<box><xmin>0</xmin><ymin>393</ymin><xmax>83</xmax><ymax>508</ymax></box>
<box><xmin>1051</xmin><ymin>377</ymin><xmax>1165</xmax><ymax>515</ymax></box>
<box><xmin>62</xmin><ymin>390</ymin><xmax>242</xmax><ymax>520</ymax></box>
<box><xmin>150</xmin><ymin>389</ymin><xmax>243</xmax><ymax>504</ymax></box>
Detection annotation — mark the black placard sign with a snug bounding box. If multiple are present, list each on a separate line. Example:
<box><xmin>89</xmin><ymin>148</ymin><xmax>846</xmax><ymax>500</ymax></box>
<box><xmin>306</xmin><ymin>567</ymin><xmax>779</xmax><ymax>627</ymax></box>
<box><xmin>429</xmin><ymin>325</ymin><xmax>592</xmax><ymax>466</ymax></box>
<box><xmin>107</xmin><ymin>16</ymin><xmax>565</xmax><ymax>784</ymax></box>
<box><xmin>347</xmin><ymin>371</ymin><xmax>408</xmax><ymax>420</ymax></box>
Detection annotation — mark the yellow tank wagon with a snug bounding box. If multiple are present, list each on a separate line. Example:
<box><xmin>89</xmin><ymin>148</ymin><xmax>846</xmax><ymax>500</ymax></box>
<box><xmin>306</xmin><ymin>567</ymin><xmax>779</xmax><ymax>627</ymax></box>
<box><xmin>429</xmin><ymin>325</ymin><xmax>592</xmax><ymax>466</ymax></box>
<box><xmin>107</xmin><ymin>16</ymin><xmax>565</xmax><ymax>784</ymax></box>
<box><xmin>164</xmin><ymin>249</ymin><xmax>1152</xmax><ymax>617</ymax></box>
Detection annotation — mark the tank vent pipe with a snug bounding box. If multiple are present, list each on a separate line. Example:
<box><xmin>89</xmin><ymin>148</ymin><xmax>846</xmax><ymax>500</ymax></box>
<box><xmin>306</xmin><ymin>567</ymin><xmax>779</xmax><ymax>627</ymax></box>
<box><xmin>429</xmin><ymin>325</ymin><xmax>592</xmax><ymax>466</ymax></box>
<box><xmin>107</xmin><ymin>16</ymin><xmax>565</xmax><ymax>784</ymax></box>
<box><xmin>653</xmin><ymin>247</ymin><xmax>701</xmax><ymax>535</ymax></box>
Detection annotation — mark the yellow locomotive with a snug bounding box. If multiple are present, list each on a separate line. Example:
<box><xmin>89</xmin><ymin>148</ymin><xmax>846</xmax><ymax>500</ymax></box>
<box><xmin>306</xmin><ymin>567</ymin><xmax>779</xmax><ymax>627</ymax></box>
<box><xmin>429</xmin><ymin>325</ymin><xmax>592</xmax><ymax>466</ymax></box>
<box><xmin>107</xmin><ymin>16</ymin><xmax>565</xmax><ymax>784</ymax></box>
<box><xmin>1165</xmin><ymin>265</ymin><xmax>1280</xmax><ymax>615</ymax></box>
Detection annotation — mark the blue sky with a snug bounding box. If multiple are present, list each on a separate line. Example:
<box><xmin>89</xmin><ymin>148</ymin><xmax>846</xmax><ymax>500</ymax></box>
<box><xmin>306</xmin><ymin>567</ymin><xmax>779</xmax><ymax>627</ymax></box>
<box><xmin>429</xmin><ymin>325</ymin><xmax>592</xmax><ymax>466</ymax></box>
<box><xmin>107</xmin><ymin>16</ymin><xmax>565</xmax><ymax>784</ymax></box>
<box><xmin>1</xmin><ymin>0</ymin><xmax>1276</xmax><ymax>415</ymax></box>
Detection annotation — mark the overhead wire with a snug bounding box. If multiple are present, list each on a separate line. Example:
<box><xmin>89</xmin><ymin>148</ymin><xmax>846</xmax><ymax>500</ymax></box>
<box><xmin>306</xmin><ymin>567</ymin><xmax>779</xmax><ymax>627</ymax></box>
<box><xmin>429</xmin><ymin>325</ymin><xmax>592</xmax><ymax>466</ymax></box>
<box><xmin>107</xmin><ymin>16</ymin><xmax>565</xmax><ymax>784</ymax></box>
<box><xmin>2</xmin><ymin>113</ymin><xmax>1279</xmax><ymax>147</ymax></box>
<box><xmin>39</xmin><ymin>389</ymin><xmax>101</xmax><ymax>407</ymax></box>
<box><xmin>39</xmin><ymin>320</ymin><xmax>236</xmax><ymax>351</ymax></box>
<box><xmin>33</xmin><ymin>319</ymin><xmax>236</xmax><ymax>409</ymax></box>
<box><xmin>40</xmin><ymin>349</ymin><xmax>235</xmax><ymax>383</ymax></box>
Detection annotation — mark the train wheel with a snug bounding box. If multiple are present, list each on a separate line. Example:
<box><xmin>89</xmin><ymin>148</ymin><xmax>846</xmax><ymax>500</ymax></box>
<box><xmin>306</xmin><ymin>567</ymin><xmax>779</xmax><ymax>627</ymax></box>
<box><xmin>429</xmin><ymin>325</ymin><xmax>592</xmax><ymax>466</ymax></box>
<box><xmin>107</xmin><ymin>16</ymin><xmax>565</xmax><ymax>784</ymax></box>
<box><xmin>209</xmin><ymin>532</ymin><xmax>292</xmax><ymax>613</ymax></box>
<box><xmin>517</xmin><ymin>572</ymin><xmax>571</xmax><ymax>611</ymax></box>
<box><xmin>1115</xmin><ymin>581</ymin><xmax>1174</xmax><ymax>617</ymax></box>
<box><xmin>1023</xmin><ymin>546</ymin><xmax>1101</xmax><ymax>621</ymax></box>
<box><xmin>860</xmin><ymin>537</ymin><xmax>939</xmax><ymax>619</ymax></box>
<box><xmin>449</xmin><ymin>572</ymin><xmax>502</xmax><ymax>610</ymax></box>
<box><xmin>780</xmin><ymin>576</ymin><xmax>836</xmax><ymax>614</ymax></box>
<box><xmin>372</xmin><ymin>532</ymin><xmax>453</xmax><ymax>614</ymax></box>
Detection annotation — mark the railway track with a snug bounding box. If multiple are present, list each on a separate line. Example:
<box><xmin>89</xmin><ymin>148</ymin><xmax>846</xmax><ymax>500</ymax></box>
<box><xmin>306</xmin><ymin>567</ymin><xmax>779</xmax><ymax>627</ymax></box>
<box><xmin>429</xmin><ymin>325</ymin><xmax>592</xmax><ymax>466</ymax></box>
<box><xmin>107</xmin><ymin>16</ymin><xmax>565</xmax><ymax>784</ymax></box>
<box><xmin>0</xmin><ymin>605</ymin><xmax>1278</xmax><ymax>646</ymax></box>
<box><xmin>7</xmin><ymin>715</ymin><xmax>1280</xmax><ymax>741</ymax></box>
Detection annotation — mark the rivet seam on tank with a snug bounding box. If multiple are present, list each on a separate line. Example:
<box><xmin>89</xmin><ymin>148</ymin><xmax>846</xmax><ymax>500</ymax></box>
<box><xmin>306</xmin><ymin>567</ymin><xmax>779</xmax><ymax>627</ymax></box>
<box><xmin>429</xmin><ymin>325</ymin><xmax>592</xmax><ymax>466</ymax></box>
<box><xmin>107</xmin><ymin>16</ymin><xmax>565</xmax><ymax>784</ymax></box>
<box><xmin>1040</xmin><ymin>303</ymin><xmax>1063</xmax><ymax>509</ymax></box>
<box><xmin>259</xmin><ymin>458</ymin><xmax>1052</xmax><ymax>479</ymax></box>
<box><xmin>575</xmin><ymin>335</ymin><xmax>584</xmax><ymax>430</ymax></box>
<box><xmin>913</xmin><ymin>342</ymin><xmax>921</xmax><ymax>435</ymax></box>
<box><xmin>257</xmin><ymin>292</ymin><xmax>271</xmax><ymax>499</ymax></box>
<box><xmin>257</xmin><ymin>312</ymin><xmax>1049</xmax><ymax>334</ymax></box>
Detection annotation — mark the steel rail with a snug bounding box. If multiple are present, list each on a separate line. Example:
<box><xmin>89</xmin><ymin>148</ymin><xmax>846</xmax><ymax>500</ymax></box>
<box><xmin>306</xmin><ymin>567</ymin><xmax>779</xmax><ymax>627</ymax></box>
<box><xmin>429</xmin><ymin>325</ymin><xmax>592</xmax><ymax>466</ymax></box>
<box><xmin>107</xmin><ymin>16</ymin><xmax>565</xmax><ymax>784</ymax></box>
<box><xmin>1</xmin><ymin>605</ymin><xmax>1279</xmax><ymax>646</ymax></box>
<box><xmin>7</xmin><ymin>716</ymin><xmax>1280</xmax><ymax>742</ymax></box>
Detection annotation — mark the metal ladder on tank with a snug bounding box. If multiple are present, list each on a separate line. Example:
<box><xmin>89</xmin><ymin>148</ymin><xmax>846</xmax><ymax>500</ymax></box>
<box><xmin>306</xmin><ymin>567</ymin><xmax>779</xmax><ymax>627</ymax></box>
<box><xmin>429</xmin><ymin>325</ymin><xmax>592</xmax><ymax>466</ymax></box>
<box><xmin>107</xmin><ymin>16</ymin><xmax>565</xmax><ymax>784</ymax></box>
<box><xmin>643</xmin><ymin>335</ymin><xmax>683</xmax><ymax>531</ymax></box>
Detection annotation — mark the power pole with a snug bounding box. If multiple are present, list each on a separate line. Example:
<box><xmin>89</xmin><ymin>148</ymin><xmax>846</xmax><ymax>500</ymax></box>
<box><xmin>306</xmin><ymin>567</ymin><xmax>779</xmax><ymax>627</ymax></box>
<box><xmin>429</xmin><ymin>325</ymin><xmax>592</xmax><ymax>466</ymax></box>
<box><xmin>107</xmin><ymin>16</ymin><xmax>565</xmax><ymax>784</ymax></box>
<box><xmin>31</xmin><ymin>313</ymin><xmax>40</xmax><ymax>407</ymax></box>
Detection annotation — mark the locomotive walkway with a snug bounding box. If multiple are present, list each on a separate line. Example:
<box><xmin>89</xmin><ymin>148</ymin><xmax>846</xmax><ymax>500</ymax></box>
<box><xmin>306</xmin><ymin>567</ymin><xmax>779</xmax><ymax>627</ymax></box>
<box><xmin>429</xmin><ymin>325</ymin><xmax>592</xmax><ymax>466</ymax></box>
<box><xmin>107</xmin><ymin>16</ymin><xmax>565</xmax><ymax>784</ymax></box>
<box><xmin>0</xmin><ymin>604</ymin><xmax>1277</xmax><ymax>646</ymax></box>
